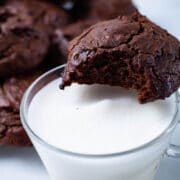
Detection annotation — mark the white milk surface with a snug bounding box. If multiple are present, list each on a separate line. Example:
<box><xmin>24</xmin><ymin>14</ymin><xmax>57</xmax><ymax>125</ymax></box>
<box><xmin>28</xmin><ymin>79</ymin><xmax>176</xmax><ymax>155</ymax></box>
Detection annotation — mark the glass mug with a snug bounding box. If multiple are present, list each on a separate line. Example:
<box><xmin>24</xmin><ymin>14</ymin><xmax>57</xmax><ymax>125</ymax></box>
<box><xmin>20</xmin><ymin>65</ymin><xmax>180</xmax><ymax>180</ymax></box>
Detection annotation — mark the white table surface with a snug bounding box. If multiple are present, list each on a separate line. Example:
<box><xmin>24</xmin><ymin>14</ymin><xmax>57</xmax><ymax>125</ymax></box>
<box><xmin>0</xmin><ymin>0</ymin><xmax>180</xmax><ymax>179</ymax></box>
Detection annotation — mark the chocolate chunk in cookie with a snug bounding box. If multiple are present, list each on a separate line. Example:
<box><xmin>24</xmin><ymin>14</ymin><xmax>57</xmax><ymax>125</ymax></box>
<box><xmin>61</xmin><ymin>14</ymin><xmax>180</xmax><ymax>103</ymax></box>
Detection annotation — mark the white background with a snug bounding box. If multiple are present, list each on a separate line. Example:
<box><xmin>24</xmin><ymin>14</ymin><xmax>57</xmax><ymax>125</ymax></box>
<box><xmin>0</xmin><ymin>0</ymin><xmax>180</xmax><ymax>179</ymax></box>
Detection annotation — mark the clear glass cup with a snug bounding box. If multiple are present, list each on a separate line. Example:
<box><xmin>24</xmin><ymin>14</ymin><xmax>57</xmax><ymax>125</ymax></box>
<box><xmin>20</xmin><ymin>65</ymin><xmax>180</xmax><ymax>180</ymax></box>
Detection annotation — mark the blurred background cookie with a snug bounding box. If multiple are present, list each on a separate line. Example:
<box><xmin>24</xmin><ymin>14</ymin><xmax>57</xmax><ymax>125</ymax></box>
<box><xmin>0</xmin><ymin>0</ymin><xmax>69</xmax><ymax>78</ymax></box>
<box><xmin>61</xmin><ymin>0</ymin><xmax>137</xmax><ymax>40</ymax></box>
<box><xmin>87</xmin><ymin>0</ymin><xmax>137</xmax><ymax>20</ymax></box>
<box><xmin>63</xmin><ymin>19</ymin><xmax>98</xmax><ymax>40</ymax></box>
<box><xmin>0</xmin><ymin>70</ymin><xmax>42</xmax><ymax>146</ymax></box>
<box><xmin>0</xmin><ymin>28</ymin><xmax>49</xmax><ymax>78</ymax></box>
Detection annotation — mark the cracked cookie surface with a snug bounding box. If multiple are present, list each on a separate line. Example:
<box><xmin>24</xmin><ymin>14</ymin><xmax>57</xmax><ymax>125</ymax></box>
<box><xmin>61</xmin><ymin>14</ymin><xmax>180</xmax><ymax>103</ymax></box>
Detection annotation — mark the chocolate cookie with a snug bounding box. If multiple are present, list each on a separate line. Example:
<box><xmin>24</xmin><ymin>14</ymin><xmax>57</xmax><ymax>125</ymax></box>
<box><xmin>0</xmin><ymin>70</ymin><xmax>42</xmax><ymax>146</ymax></box>
<box><xmin>69</xmin><ymin>0</ymin><xmax>89</xmax><ymax>21</ymax></box>
<box><xmin>2</xmin><ymin>0</ymin><xmax>68</xmax><ymax>32</ymax></box>
<box><xmin>61</xmin><ymin>14</ymin><xmax>180</xmax><ymax>103</ymax></box>
<box><xmin>88</xmin><ymin>0</ymin><xmax>137</xmax><ymax>20</ymax></box>
<box><xmin>62</xmin><ymin>0</ymin><xmax>137</xmax><ymax>40</ymax></box>
<box><xmin>42</xmin><ymin>29</ymin><xmax>69</xmax><ymax>69</ymax></box>
<box><xmin>0</xmin><ymin>0</ymin><xmax>68</xmax><ymax>78</ymax></box>
<box><xmin>0</xmin><ymin>27</ymin><xmax>49</xmax><ymax>78</ymax></box>
<box><xmin>0</xmin><ymin>107</ymin><xmax>31</xmax><ymax>146</ymax></box>
<box><xmin>63</xmin><ymin>19</ymin><xmax>98</xmax><ymax>40</ymax></box>
<box><xmin>3</xmin><ymin>70</ymin><xmax>42</xmax><ymax>110</ymax></box>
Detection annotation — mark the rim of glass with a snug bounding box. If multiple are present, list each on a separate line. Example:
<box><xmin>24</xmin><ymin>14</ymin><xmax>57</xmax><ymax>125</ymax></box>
<box><xmin>20</xmin><ymin>64</ymin><xmax>179</xmax><ymax>159</ymax></box>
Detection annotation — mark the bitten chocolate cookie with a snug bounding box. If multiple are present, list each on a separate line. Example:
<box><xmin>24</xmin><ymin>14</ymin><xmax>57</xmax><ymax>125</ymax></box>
<box><xmin>61</xmin><ymin>14</ymin><xmax>180</xmax><ymax>103</ymax></box>
<box><xmin>0</xmin><ymin>0</ymin><xmax>68</xmax><ymax>78</ymax></box>
<box><xmin>0</xmin><ymin>70</ymin><xmax>42</xmax><ymax>146</ymax></box>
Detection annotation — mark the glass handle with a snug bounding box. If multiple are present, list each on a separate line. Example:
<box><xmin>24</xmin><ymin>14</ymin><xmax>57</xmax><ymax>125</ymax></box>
<box><xmin>166</xmin><ymin>91</ymin><xmax>180</xmax><ymax>158</ymax></box>
<box><xmin>167</xmin><ymin>144</ymin><xmax>180</xmax><ymax>158</ymax></box>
